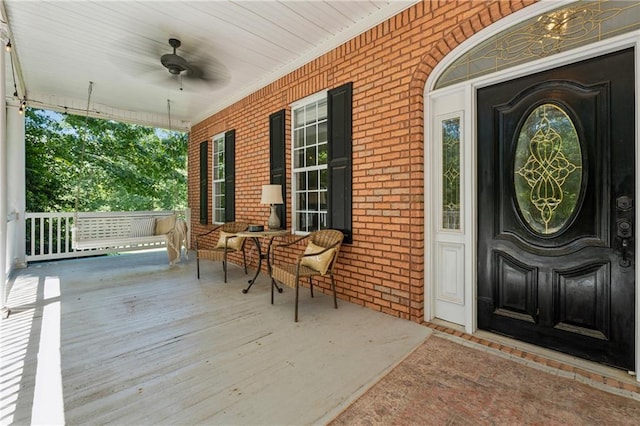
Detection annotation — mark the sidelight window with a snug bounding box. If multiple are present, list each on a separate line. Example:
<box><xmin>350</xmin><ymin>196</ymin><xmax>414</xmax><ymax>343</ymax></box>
<box><xmin>442</xmin><ymin>117</ymin><xmax>461</xmax><ymax>230</ymax></box>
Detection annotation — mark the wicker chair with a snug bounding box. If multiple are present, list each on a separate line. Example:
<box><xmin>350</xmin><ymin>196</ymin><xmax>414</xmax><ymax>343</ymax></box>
<box><xmin>196</xmin><ymin>222</ymin><xmax>249</xmax><ymax>283</ymax></box>
<box><xmin>270</xmin><ymin>229</ymin><xmax>344</xmax><ymax>321</ymax></box>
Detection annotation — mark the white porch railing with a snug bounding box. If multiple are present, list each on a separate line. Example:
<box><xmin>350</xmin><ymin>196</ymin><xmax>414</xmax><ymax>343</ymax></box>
<box><xmin>25</xmin><ymin>209</ymin><xmax>190</xmax><ymax>262</ymax></box>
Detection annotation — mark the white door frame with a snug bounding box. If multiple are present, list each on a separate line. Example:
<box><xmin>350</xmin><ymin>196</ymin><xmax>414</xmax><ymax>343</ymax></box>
<box><xmin>424</xmin><ymin>3</ymin><xmax>640</xmax><ymax>378</ymax></box>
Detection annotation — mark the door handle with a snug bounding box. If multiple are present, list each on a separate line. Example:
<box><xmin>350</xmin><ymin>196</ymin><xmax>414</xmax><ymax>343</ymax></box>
<box><xmin>617</xmin><ymin>218</ymin><xmax>632</xmax><ymax>268</ymax></box>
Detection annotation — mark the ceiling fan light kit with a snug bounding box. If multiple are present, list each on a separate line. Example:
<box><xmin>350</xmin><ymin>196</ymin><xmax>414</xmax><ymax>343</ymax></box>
<box><xmin>161</xmin><ymin>38</ymin><xmax>190</xmax><ymax>75</ymax></box>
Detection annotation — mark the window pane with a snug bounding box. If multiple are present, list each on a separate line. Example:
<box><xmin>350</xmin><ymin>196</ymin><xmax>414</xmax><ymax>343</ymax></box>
<box><xmin>308</xmin><ymin>170</ymin><xmax>318</xmax><ymax>190</ymax></box>
<box><xmin>318</xmin><ymin>121</ymin><xmax>327</xmax><ymax>143</ymax></box>
<box><xmin>298</xmin><ymin>213</ymin><xmax>309</xmax><ymax>231</ymax></box>
<box><xmin>317</xmin><ymin>99</ymin><xmax>327</xmax><ymax>120</ymax></box>
<box><xmin>308</xmin><ymin>213</ymin><xmax>318</xmax><ymax>230</ymax></box>
<box><xmin>297</xmin><ymin>192</ymin><xmax>307</xmax><ymax>211</ymax></box>
<box><xmin>434</xmin><ymin>1</ymin><xmax>640</xmax><ymax>90</ymax></box>
<box><xmin>306</xmin><ymin>124</ymin><xmax>317</xmax><ymax>146</ymax></box>
<box><xmin>216</xmin><ymin>154</ymin><xmax>225</xmax><ymax>180</ymax></box>
<box><xmin>441</xmin><ymin>117</ymin><xmax>460</xmax><ymax>230</ymax></box>
<box><xmin>215</xmin><ymin>209</ymin><xmax>224</xmax><ymax>223</ymax></box>
<box><xmin>318</xmin><ymin>143</ymin><xmax>328</xmax><ymax>166</ymax></box>
<box><xmin>296</xmin><ymin>172</ymin><xmax>307</xmax><ymax>190</ymax></box>
<box><xmin>298</xmin><ymin>213</ymin><xmax>320</xmax><ymax>232</ymax></box>
<box><xmin>514</xmin><ymin>103</ymin><xmax>582</xmax><ymax>235</ymax></box>
<box><xmin>294</xmin><ymin>148</ymin><xmax>304</xmax><ymax>169</ymax></box>
<box><xmin>320</xmin><ymin>169</ymin><xmax>327</xmax><ymax>189</ymax></box>
<box><xmin>294</xmin><ymin>108</ymin><xmax>305</xmax><ymax>128</ymax></box>
<box><xmin>293</xmin><ymin>213</ymin><xmax>302</xmax><ymax>231</ymax></box>
<box><xmin>306</xmin><ymin>146</ymin><xmax>316</xmax><ymax>167</ymax></box>
<box><xmin>306</xmin><ymin>103</ymin><xmax>317</xmax><ymax>124</ymax></box>
<box><xmin>319</xmin><ymin>213</ymin><xmax>327</xmax><ymax>230</ymax></box>
<box><xmin>308</xmin><ymin>191</ymin><xmax>318</xmax><ymax>210</ymax></box>
<box><xmin>294</xmin><ymin>129</ymin><xmax>305</xmax><ymax>148</ymax></box>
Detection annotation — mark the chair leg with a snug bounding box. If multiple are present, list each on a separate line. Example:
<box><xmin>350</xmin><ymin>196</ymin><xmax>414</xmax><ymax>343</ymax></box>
<box><xmin>223</xmin><ymin>260</ymin><xmax>227</xmax><ymax>283</ymax></box>
<box><xmin>196</xmin><ymin>256</ymin><xmax>200</xmax><ymax>279</ymax></box>
<box><xmin>271</xmin><ymin>278</ymin><xmax>276</xmax><ymax>305</ymax></box>
<box><xmin>331</xmin><ymin>275</ymin><xmax>338</xmax><ymax>309</ymax></box>
<box><xmin>309</xmin><ymin>277</ymin><xmax>314</xmax><ymax>298</ymax></box>
<box><xmin>294</xmin><ymin>281</ymin><xmax>300</xmax><ymax>322</ymax></box>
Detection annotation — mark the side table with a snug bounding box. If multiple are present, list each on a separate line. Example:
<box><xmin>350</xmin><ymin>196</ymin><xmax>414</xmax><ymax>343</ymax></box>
<box><xmin>237</xmin><ymin>229</ymin><xmax>290</xmax><ymax>294</ymax></box>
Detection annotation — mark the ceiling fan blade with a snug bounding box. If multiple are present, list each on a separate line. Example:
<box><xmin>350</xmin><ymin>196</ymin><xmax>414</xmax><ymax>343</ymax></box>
<box><xmin>184</xmin><ymin>59</ymin><xmax>230</xmax><ymax>86</ymax></box>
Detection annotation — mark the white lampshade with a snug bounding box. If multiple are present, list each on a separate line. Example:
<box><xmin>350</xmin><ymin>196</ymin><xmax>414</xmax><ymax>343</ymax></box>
<box><xmin>260</xmin><ymin>184</ymin><xmax>283</xmax><ymax>205</ymax></box>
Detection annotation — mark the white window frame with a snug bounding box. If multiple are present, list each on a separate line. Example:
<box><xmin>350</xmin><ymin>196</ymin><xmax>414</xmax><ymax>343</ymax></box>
<box><xmin>212</xmin><ymin>132</ymin><xmax>225</xmax><ymax>224</ymax></box>
<box><xmin>290</xmin><ymin>91</ymin><xmax>329</xmax><ymax>234</ymax></box>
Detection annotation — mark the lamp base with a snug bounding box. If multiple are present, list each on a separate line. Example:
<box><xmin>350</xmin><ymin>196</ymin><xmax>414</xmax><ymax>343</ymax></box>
<box><xmin>268</xmin><ymin>205</ymin><xmax>280</xmax><ymax>230</ymax></box>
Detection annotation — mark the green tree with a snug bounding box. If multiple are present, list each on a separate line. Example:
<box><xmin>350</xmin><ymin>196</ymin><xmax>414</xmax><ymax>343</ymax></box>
<box><xmin>25</xmin><ymin>108</ymin><xmax>187</xmax><ymax>212</ymax></box>
<box><xmin>25</xmin><ymin>109</ymin><xmax>77</xmax><ymax>212</ymax></box>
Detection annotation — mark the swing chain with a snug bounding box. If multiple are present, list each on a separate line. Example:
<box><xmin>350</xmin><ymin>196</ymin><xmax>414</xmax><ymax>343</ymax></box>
<box><xmin>74</xmin><ymin>81</ymin><xmax>94</xmax><ymax>223</ymax></box>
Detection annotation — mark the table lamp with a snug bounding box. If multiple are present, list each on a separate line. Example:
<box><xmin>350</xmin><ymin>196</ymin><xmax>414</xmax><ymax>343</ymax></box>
<box><xmin>260</xmin><ymin>184</ymin><xmax>284</xmax><ymax>229</ymax></box>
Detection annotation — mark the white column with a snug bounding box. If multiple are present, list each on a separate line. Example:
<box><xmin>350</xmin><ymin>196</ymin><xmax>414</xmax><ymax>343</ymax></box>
<box><xmin>0</xmin><ymin>25</ymin><xmax>8</xmax><ymax>317</ymax></box>
<box><xmin>7</xmin><ymin>100</ymin><xmax>25</xmax><ymax>268</ymax></box>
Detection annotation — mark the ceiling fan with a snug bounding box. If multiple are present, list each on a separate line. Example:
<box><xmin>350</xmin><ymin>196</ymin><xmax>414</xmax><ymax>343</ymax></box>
<box><xmin>115</xmin><ymin>36</ymin><xmax>229</xmax><ymax>91</ymax></box>
<box><xmin>160</xmin><ymin>38</ymin><xmax>203</xmax><ymax>79</ymax></box>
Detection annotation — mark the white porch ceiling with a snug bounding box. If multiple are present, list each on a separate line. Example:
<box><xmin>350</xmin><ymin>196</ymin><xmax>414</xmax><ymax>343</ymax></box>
<box><xmin>2</xmin><ymin>0</ymin><xmax>418</xmax><ymax>131</ymax></box>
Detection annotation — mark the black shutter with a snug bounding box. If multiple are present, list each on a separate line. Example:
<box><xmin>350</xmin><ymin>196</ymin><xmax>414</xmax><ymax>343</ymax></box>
<box><xmin>224</xmin><ymin>130</ymin><xmax>236</xmax><ymax>222</ymax></box>
<box><xmin>199</xmin><ymin>141</ymin><xmax>208</xmax><ymax>225</ymax></box>
<box><xmin>327</xmin><ymin>82</ymin><xmax>353</xmax><ymax>243</ymax></box>
<box><xmin>269</xmin><ymin>109</ymin><xmax>286</xmax><ymax>227</ymax></box>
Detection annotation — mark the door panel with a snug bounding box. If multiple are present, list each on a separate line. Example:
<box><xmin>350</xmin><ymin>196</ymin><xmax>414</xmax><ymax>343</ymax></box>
<box><xmin>477</xmin><ymin>48</ymin><xmax>635</xmax><ymax>370</ymax></box>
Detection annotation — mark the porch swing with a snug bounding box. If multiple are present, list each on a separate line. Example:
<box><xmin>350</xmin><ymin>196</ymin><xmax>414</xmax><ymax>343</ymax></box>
<box><xmin>70</xmin><ymin>83</ymin><xmax>188</xmax><ymax>265</ymax></box>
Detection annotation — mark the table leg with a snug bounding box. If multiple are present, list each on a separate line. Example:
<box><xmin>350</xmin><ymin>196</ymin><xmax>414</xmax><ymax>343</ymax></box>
<box><xmin>266</xmin><ymin>236</ymin><xmax>282</xmax><ymax>294</ymax></box>
<box><xmin>241</xmin><ymin>235</ymin><xmax>283</xmax><ymax>294</ymax></box>
<box><xmin>242</xmin><ymin>237</ymin><xmax>263</xmax><ymax>294</ymax></box>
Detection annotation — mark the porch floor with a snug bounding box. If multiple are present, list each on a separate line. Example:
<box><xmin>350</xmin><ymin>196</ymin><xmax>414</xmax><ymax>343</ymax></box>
<box><xmin>1</xmin><ymin>250</ymin><xmax>431</xmax><ymax>425</ymax></box>
<box><xmin>1</xmin><ymin>250</ymin><xmax>639</xmax><ymax>425</ymax></box>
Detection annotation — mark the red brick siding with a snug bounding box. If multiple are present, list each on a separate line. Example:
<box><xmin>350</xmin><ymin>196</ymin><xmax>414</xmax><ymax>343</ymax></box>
<box><xmin>188</xmin><ymin>0</ymin><xmax>536</xmax><ymax>322</ymax></box>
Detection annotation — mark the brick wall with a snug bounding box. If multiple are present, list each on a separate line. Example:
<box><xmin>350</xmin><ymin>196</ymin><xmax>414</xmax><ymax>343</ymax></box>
<box><xmin>188</xmin><ymin>0</ymin><xmax>536</xmax><ymax>322</ymax></box>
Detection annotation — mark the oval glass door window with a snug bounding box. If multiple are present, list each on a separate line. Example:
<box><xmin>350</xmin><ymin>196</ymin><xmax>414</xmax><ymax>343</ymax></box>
<box><xmin>514</xmin><ymin>103</ymin><xmax>582</xmax><ymax>235</ymax></box>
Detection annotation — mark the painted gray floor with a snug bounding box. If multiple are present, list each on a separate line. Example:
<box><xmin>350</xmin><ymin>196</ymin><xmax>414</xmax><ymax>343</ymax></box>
<box><xmin>1</xmin><ymin>250</ymin><xmax>431</xmax><ymax>425</ymax></box>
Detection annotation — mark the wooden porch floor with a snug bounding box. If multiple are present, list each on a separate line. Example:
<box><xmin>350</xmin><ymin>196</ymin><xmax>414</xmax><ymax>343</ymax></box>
<box><xmin>1</xmin><ymin>250</ymin><xmax>431</xmax><ymax>425</ymax></box>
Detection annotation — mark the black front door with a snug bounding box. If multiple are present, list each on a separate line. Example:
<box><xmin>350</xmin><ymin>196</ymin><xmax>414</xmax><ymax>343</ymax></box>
<box><xmin>477</xmin><ymin>48</ymin><xmax>635</xmax><ymax>370</ymax></box>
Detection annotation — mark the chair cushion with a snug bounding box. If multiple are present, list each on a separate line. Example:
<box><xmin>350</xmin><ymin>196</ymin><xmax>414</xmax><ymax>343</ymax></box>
<box><xmin>155</xmin><ymin>215</ymin><xmax>176</xmax><ymax>235</ymax></box>
<box><xmin>300</xmin><ymin>241</ymin><xmax>335</xmax><ymax>275</ymax></box>
<box><xmin>129</xmin><ymin>217</ymin><xmax>156</xmax><ymax>238</ymax></box>
<box><xmin>215</xmin><ymin>231</ymin><xmax>244</xmax><ymax>251</ymax></box>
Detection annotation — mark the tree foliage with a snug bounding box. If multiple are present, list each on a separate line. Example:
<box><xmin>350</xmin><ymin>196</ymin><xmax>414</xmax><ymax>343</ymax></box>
<box><xmin>25</xmin><ymin>108</ymin><xmax>187</xmax><ymax>212</ymax></box>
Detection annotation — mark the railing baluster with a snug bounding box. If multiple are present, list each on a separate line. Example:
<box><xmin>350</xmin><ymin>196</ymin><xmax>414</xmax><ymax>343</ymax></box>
<box><xmin>56</xmin><ymin>216</ymin><xmax>61</xmax><ymax>254</ymax></box>
<box><xmin>65</xmin><ymin>216</ymin><xmax>71</xmax><ymax>253</ymax></box>
<box><xmin>29</xmin><ymin>216</ymin><xmax>34</xmax><ymax>257</ymax></box>
<box><xmin>48</xmin><ymin>216</ymin><xmax>53</xmax><ymax>255</ymax></box>
<box><xmin>38</xmin><ymin>217</ymin><xmax>44</xmax><ymax>256</ymax></box>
